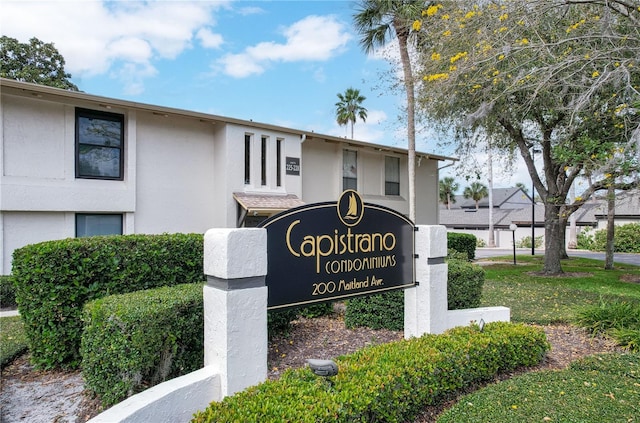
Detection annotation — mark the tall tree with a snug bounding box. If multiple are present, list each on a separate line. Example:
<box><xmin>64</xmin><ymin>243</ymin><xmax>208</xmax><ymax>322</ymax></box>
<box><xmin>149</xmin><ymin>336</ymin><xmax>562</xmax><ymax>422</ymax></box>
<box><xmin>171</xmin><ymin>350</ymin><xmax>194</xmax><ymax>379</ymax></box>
<box><xmin>413</xmin><ymin>0</ymin><xmax>639</xmax><ymax>274</ymax></box>
<box><xmin>353</xmin><ymin>0</ymin><xmax>426</xmax><ymax>222</ymax></box>
<box><xmin>515</xmin><ymin>183</ymin><xmax>529</xmax><ymax>195</ymax></box>
<box><xmin>439</xmin><ymin>176</ymin><xmax>459</xmax><ymax>209</ymax></box>
<box><xmin>0</xmin><ymin>36</ymin><xmax>78</xmax><ymax>90</ymax></box>
<box><xmin>487</xmin><ymin>144</ymin><xmax>496</xmax><ymax>247</ymax></box>
<box><xmin>463</xmin><ymin>182</ymin><xmax>489</xmax><ymax>210</ymax></box>
<box><xmin>335</xmin><ymin>87</ymin><xmax>368</xmax><ymax>139</ymax></box>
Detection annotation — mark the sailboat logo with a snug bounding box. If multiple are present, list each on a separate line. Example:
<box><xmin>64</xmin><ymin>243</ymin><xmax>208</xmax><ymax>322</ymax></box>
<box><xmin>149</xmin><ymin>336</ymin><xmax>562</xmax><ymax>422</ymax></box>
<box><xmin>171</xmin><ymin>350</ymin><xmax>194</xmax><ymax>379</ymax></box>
<box><xmin>337</xmin><ymin>189</ymin><xmax>364</xmax><ymax>227</ymax></box>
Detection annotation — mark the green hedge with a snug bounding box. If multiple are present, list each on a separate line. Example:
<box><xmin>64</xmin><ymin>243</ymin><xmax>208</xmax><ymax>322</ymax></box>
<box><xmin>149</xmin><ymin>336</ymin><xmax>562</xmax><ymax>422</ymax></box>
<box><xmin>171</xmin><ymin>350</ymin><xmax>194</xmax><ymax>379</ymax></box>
<box><xmin>0</xmin><ymin>275</ymin><xmax>17</xmax><ymax>308</ymax></box>
<box><xmin>592</xmin><ymin>223</ymin><xmax>640</xmax><ymax>253</ymax></box>
<box><xmin>447</xmin><ymin>232</ymin><xmax>477</xmax><ymax>260</ymax></box>
<box><xmin>345</xmin><ymin>258</ymin><xmax>484</xmax><ymax>330</ymax></box>
<box><xmin>191</xmin><ymin>322</ymin><xmax>549</xmax><ymax>423</ymax></box>
<box><xmin>81</xmin><ymin>282</ymin><xmax>322</xmax><ymax>405</ymax></box>
<box><xmin>447</xmin><ymin>259</ymin><xmax>484</xmax><ymax>309</ymax></box>
<box><xmin>81</xmin><ymin>283</ymin><xmax>204</xmax><ymax>406</ymax></box>
<box><xmin>12</xmin><ymin>233</ymin><xmax>205</xmax><ymax>369</ymax></box>
<box><xmin>344</xmin><ymin>290</ymin><xmax>404</xmax><ymax>330</ymax></box>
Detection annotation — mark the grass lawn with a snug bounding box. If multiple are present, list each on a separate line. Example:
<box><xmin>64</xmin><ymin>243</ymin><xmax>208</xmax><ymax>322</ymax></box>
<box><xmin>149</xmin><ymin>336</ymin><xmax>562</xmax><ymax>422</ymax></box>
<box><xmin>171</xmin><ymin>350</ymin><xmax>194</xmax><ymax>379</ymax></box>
<box><xmin>481</xmin><ymin>255</ymin><xmax>640</xmax><ymax>325</ymax></box>
<box><xmin>0</xmin><ymin>315</ymin><xmax>27</xmax><ymax>368</ymax></box>
<box><xmin>438</xmin><ymin>353</ymin><xmax>640</xmax><ymax>422</ymax></box>
<box><xmin>442</xmin><ymin>255</ymin><xmax>640</xmax><ymax>423</ymax></box>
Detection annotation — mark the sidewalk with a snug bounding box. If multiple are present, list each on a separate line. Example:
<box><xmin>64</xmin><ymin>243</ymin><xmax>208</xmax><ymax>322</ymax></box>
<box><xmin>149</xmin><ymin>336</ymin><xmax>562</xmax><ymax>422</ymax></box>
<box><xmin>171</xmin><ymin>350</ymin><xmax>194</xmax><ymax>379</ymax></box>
<box><xmin>0</xmin><ymin>309</ymin><xmax>19</xmax><ymax>317</ymax></box>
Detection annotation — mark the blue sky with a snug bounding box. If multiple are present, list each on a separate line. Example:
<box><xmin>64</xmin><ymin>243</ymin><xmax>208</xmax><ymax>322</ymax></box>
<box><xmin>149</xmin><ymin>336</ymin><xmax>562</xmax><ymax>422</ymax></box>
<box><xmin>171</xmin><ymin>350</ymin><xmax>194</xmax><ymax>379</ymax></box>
<box><xmin>1</xmin><ymin>0</ymin><xmax>532</xmax><ymax>189</ymax></box>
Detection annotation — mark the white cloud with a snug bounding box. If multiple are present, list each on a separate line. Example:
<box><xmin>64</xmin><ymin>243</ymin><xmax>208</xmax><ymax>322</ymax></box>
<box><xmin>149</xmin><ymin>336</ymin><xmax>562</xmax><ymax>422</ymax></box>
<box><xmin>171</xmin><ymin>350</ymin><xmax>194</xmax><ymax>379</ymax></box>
<box><xmin>219</xmin><ymin>15</ymin><xmax>351</xmax><ymax>78</ymax></box>
<box><xmin>312</xmin><ymin>67</ymin><xmax>326</xmax><ymax>83</ymax></box>
<box><xmin>112</xmin><ymin>62</ymin><xmax>158</xmax><ymax>96</ymax></box>
<box><xmin>197</xmin><ymin>28</ymin><xmax>224</xmax><ymax>49</ymax></box>
<box><xmin>218</xmin><ymin>53</ymin><xmax>266</xmax><ymax>78</ymax></box>
<box><xmin>238</xmin><ymin>6</ymin><xmax>265</xmax><ymax>16</ymax></box>
<box><xmin>0</xmin><ymin>0</ymin><xmax>230</xmax><ymax>93</ymax></box>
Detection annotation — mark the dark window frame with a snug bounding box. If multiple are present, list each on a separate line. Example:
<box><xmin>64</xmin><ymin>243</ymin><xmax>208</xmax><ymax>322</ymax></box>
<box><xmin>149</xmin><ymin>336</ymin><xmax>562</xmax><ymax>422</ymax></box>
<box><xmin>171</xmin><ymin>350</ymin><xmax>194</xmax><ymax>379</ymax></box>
<box><xmin>261</xmin><ymin>136</ymin><xmax>267</xmax><ymax>186</ymax></box>
<box><xmin>75</xmin><ymin>108</ymin><xmax>125</xmax><ymax>180</ymax></box>
<box><xmin>385</xmin><ymin>156</ymin><xmax>400</xmax><ymax>196</ymax></box>
<box><xmin>75</xmin><ymin>213</ymin><xmax>123</xmax><ymax>237</ymax></box>
<box><xmin>276</xmin><ymin>139</ymin><xmax>283</xmax><ymax>187</ymax></box>
<box><xmin>244</xmin><ymin>134</ymin><xmax>251</xmax><ymax>184</ymax></box>
<box><xmin>343</xmin><ymin>149</ymin><xmax>357</xmax><ymax>191</ymax></box>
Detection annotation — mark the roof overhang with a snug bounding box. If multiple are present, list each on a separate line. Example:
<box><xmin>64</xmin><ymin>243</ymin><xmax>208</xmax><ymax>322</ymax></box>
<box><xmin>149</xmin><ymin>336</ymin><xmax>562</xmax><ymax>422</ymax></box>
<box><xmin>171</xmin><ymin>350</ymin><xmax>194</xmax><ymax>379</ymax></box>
<box><xmin>301</xmin><ymin>133</ymin><xmax>457</xmax><ymax>162</ymax></box>
<box><xmin>233</xmin><ymin>192</ymin><xmax>305</xmax><ymax>226</ymax></box>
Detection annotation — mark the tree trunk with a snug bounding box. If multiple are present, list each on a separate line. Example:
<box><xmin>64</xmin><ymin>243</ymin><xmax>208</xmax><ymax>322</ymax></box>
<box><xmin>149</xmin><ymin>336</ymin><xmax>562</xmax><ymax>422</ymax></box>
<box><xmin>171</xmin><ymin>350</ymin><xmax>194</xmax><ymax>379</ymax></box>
<box><xmin>487</xmin><ymin>148</ymin><xmax>495</xmax><ymax>247</ymax></box>
<box><xmin>395</xmin><ymin>27</ymin><xmax>416</xmax><ymax>223</ymax></box>
<box><xmin>542</xmin><ymin>203</ymin><xmax>564</xmax><ymax>274</ymax></box>
<box><xmin>558</xmin><ymin>212</ymin><xmax>569</xmax><ymax>260</ymax></box>
<box><xmin>605</xmin><ymin>185</ymin><xmax>615</xmax><ymax>270</ymax></box>
<box><xmin>568</xmin><ymin>184</ymin><xmax>577</xmax><ymax>249</ymax></box>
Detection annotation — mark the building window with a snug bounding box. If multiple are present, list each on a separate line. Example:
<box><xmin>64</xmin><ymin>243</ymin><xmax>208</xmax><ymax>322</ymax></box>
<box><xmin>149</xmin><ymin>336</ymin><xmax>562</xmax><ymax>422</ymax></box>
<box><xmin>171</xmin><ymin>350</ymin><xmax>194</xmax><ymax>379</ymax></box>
<box><xmin>385</xmin><ymin>156</ymin><xmax>400</xmax><ymax>195</ymax></box>
<box><xmin>261</xmin><ymin>136</ymin><xmax>267</xmax><ymax>186</ymax></box>
<box><xmin>244</xmin><ymin>134</ymin><xmax>251</xmax><ymax>184</ymax></box>
<box><xmin>76</xmin><ymin>108</ymin><xmax>124</xmax><ymax>180</ymax></box>
<box><xmin>276</xmin><ymin>139</ymin><xmax>283</xmax><ymax>187</ymax></box>
<box><xmin>343</xmin><ymin>149</ymin><xmax>357</xmax><ymax>190</ymax></box>
<box><xmin>76</xmin><ymin>214</ymin><xmax>123</xmax><ymax>237</ymax></box>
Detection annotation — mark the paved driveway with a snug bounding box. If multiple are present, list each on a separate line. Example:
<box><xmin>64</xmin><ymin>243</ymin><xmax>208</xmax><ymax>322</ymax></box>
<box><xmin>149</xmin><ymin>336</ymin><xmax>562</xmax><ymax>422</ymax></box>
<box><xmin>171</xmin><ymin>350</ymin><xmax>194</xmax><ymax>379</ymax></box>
<box><xmin>475</xmin><ymin>248</ymin><xmax>640</xmax><ymax>267</ymax></box>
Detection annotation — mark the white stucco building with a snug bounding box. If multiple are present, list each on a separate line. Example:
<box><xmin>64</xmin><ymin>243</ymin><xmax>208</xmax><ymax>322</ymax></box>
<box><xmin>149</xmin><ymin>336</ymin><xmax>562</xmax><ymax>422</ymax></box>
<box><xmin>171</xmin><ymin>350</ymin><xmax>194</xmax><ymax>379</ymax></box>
<box><xmin>0</xmin><ymin>78</ymin><xmax>452</xmax><ymax>274</ymax></box>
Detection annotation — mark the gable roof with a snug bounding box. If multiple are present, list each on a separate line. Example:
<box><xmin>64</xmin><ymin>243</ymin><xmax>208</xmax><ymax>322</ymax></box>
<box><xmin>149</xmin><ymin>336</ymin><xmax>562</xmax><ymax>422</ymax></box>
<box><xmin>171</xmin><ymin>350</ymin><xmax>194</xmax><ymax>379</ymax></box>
<box><xmin>442</xmin><ymin>187</ymin><xmax>531</xmax><ymax>209</ymax></box>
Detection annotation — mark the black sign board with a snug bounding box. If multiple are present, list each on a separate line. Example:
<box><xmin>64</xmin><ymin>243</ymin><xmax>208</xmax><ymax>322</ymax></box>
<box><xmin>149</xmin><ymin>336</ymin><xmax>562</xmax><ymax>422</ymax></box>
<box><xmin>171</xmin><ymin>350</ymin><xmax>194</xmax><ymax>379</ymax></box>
<box><xmin>285</xmin><ymin>157</ymin><xmax>300</xmax><ymax>175</ymax></box>
<box><xmin>259</xmin><ymin>190</ymin><xmax>415</xmax><ymax>309</ymax></box>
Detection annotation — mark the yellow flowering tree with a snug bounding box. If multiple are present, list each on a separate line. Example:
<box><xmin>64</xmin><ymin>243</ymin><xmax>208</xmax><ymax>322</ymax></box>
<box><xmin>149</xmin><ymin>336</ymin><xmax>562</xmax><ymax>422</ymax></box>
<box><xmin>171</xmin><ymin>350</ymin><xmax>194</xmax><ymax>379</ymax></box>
<box><xmin>353</xmin><ymin>0</ymin><xmax>428</xmax><ymax>223</ymax></box>
<box><xmin>413</xmin><ymin>0</ymin><xmax>640</xmax><ymax>274</ymax></box>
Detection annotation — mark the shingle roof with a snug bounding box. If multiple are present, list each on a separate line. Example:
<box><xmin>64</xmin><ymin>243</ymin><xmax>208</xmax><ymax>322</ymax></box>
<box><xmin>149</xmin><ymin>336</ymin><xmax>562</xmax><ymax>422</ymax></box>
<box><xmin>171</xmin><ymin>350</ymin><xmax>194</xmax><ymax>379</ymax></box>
<box><xmin>439</xmin><ymin>190</ymin><xmax>640</xmax><ymax>228</ymax></box>
<box><xmin>442</xmin><ymin>187</ymin><xmax>532</xmax><ymax>209</ymax></box>
<box><xmin>233</xmin><ymin>192</ymin><xmax>305</xmax><ymax>214</ymax></box>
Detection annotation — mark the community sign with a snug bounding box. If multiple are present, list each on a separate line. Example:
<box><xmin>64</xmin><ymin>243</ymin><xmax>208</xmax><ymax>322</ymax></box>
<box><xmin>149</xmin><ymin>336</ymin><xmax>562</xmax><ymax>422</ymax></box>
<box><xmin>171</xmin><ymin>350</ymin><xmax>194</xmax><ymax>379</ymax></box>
<box><xmin>259</xmin><ymin>190</ymin><xmax>415</xmax><ymax>309</ymax></box>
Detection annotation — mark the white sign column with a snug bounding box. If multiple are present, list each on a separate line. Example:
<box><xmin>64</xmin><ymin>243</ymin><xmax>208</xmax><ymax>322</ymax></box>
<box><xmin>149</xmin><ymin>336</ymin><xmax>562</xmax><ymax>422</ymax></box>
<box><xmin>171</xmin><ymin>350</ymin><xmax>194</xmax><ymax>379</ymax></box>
<box><xmin>203</xmin><ymin>228</ymin><xmax>268</xmax><ymax>398</ymax></box>
<box><xmin>404</xmin><ymin>225</ymin><xmax>449</xmax><ymax>336</ymax></box>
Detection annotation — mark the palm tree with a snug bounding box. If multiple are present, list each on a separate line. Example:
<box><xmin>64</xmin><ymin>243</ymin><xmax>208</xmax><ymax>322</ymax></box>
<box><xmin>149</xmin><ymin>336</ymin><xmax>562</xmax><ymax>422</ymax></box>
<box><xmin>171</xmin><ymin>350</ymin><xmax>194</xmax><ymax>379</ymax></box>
<box><xmin>335</xmin><ymin>87</ymin><xmax>368</xmax><ymax>139</ymax></box>
<box><xmin>439</xmin><ymin>177</ymin><xmax>459</xmax><ymax>210</ymax></box>
<box><xmin>353</xmin><ymin>0</ymin><xmax>423</xmax><ymax>222</ymax></box>
<box><xmin>463</xmin><ymin>182</ymin><xmax>489</xmax><ymax>210</ymax></box>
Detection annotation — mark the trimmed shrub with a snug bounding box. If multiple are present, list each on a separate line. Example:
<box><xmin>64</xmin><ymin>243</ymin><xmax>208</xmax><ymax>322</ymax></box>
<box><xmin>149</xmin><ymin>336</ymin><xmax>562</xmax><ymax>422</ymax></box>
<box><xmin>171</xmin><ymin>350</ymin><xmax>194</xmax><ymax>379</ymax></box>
<box><xmin>191</xmin><ymin>322</ymin><xmax>549</xmax><ymax>423</ymax></box>
<box><xmin>515</xmin><ymin>235</ymin><xmax>543</xmax><ymax>249</ymax></box>
<box><xmin>344</xmin><ymin>290</ymin><xmax>404</xmax><ymax>331</ymax></box>
<box><xmin>0</xmin><ymin>275</ymin><xmax>17</xmax><ymax>308</ymax></box>
<box><xmin>345</xmin><ymin>258</ymin><xmax>485</xmax><ymax>330</ymax></box>
<box><xmin>589</xmin><ymin>223</ymin><xmax>640</xmax><ymax>253</ymax></box>
<box><xmin>576</xmin><ymin>228</ymin><xmax>595</xmax><ymax>250</ymax></box>
<box><xmin>81</xmin><ymin>283</ymin><xmax>204</xmax><ymax>406</ymax></box>
<box><xmin>12</xmin><ymin>233</ymin><xmax>205</xmax><ymax>369</ymax></box>
<box><xmin>447</xmin><ymin>232</ymin><xmax>477</xmax><ymax>260</ymax></box>
<box><xmin>298</xmin><ymin>302</ymin><xmax>334</xmax><ymax>318</ymax></box>
<box><xmin>447</xmin><ymin>259</ymin><xmax>484</xmax><ymax>309</ymax></box>
<box><xmin>268</xmin><ymin>307</ymin><xmax>299</xmax><ymax>335</ymax></box>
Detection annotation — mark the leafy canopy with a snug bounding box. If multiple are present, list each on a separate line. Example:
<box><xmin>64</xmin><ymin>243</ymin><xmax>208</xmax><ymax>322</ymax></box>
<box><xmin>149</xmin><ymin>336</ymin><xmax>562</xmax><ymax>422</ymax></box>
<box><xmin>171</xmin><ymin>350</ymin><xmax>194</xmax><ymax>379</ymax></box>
<box><xmin>1</xmin><ymin>36</ymin><xmax>78</xmax><ymax>90</ymax></box>
<box><xmin>412</xmin><ymin>0</ymin><xmax>640</xmax><ymax>274</ymax></box>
